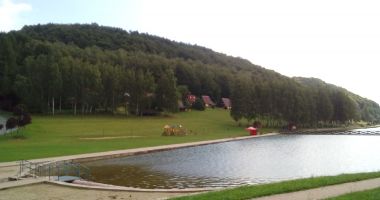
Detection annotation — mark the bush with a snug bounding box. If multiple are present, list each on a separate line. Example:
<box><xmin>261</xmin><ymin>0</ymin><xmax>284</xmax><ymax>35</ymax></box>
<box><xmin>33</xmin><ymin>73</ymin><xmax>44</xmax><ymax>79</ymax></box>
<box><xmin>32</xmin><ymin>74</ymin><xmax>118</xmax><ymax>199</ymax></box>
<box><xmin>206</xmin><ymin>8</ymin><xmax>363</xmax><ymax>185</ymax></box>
<box><xmin>13</xmin><ymin>104</ymin><xmax>28</xmax><ymax>116</ymax></box>
<box><xmin>19</xmin><ymin>113</ymin><xmax>32</xmax><ymax>127</ymax></box>
<box><xmin>192</xmin><ymin>98</ymin><xmax>205</xmax><ymax>111</ymax></box>
<box><xmin>13</xmin><ymin>104</ymin><xmax>32</xmax><ymax>127</ymax></box>
<box><xmin>6</xmin><ymin>117</ymin><xmax>18</xmax><ymax>130</ymax></box>
<box><xmin>253</xmin><ymin>121</ymin><xmax>262</xmax><ymax>128</ymax></box>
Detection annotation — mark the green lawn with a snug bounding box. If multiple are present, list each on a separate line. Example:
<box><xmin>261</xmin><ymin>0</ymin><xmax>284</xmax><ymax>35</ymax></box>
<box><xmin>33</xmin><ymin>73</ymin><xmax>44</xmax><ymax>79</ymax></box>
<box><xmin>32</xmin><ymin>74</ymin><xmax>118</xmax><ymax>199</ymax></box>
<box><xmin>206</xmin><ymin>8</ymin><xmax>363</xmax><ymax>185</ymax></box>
<box><xmin>0</xmin><ymin>109</ymin><xmax>268</xmax><ymax>162</ymax></box>
<box><xmin>326</xmin><ymin>187</ymin><xmax>380</xmax><ymax>200</ymax></box>
<box><xmin>170</xmin><ymin>172</ymin><xmax>380</xmax><ymax>200</ymax></box>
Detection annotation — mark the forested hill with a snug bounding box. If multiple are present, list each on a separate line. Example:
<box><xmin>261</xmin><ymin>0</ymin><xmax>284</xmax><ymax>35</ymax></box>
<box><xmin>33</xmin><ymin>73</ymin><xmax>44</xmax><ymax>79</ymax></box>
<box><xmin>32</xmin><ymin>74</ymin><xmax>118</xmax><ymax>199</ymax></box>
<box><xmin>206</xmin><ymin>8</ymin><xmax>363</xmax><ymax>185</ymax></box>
<box><xmin>21</xmin><ymin>23</ymin><xmax>261</xmax><ymax>71</ymax></box>
<box><xmin>293</xmin><ymin>77</ymin><xmax>380</xmax><ymax>123</ymax></box>
<box><xmin>1</xmin><ymin>23</ymin><xmax>379</xmax><ymax>125</ymax></box>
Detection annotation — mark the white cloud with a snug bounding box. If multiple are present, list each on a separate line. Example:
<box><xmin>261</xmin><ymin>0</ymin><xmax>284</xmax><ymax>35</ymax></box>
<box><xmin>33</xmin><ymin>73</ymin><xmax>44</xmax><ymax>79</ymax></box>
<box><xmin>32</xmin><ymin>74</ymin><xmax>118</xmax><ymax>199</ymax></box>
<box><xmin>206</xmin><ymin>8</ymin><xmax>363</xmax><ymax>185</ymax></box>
<box><xmin>0</xmin><ymin>0</ymin><xmax>31</xmax><ymax>32</ymax></box>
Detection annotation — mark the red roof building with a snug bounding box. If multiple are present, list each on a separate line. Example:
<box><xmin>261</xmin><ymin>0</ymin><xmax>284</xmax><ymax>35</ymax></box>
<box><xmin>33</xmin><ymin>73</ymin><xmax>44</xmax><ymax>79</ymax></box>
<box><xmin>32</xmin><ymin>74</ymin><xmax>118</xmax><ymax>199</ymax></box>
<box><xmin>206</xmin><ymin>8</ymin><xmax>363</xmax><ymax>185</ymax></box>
<box><xmin>202</xmin><ymin>95</ymin><xmax>216</xmax><ymax>107</ymax></box>
<box><xmin>187</xmin><ymin>95</ymin><xmax>196</xmax><ymax>105</ymax></box>
<box><xmin>222</xmin><ymin>98</ymin><xmax>231</xmax><ymax>109</ymax></box>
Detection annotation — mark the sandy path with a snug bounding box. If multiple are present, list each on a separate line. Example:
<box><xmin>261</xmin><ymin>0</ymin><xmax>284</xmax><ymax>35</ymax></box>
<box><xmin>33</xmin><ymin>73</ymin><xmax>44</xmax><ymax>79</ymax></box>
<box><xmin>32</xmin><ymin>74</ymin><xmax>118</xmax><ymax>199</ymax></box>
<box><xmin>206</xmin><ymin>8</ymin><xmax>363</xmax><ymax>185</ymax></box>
<box><xmin>0</xmin><ymin>183</ymin><xmax>188</xmax><ymax>200</ymax></box>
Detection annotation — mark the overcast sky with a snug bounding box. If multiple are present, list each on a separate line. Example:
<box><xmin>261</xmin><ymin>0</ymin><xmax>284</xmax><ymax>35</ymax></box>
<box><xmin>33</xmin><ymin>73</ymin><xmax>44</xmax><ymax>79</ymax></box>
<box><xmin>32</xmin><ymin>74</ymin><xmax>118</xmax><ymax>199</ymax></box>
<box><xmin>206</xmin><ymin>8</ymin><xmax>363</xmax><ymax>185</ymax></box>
<box><xmin>1</xmin><ymin>0</ymin><xmax>380</xmax><ymax>104</ymax></box>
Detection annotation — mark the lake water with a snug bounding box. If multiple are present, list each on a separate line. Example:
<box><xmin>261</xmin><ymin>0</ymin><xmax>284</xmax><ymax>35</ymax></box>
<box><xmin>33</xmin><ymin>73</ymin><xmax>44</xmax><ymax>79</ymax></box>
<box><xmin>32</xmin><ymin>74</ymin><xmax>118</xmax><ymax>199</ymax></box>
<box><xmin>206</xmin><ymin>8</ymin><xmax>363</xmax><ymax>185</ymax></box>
<box><xmin>83</xmin><ymin>127</ymin><xmax>380</xmax><ymax>189</ymax></box>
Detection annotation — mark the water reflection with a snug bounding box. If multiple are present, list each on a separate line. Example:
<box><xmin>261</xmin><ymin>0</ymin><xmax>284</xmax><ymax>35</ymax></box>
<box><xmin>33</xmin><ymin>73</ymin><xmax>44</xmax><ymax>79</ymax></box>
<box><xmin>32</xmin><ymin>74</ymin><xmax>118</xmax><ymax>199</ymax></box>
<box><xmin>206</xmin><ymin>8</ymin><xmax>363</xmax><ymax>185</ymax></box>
<box><xmin>84</xmin><ymin>129</ymin><xmax>380</xmax><ymax>189</ymax></box>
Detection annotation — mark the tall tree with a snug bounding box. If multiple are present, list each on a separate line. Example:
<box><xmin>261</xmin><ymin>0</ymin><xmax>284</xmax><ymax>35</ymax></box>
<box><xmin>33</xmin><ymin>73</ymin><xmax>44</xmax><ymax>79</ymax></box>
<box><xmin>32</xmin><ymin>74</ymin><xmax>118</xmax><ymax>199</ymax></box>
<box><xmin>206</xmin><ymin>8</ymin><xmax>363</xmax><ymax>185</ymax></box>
<box><xmin>155</xmin><ymin>69</ymin><xmax>178</xmax><ymax>112</ymax></box>
<box><xmin>0</xmin><ymin>34</ymin><xmax>17</xmax><ymax>94</ymax></box>
<box><xmin>332</xmin><ymin>91</ymin><xmax>357</xmax><ymax>123</ymax></box>
<box><xmin>230</xmin><ymin>77</ymin><xmax>251</xmax><ymax>123</ymax></box>
<box><xmin>124</xmin><ymin>69</ymin><xmax>156</xmax><ymax>116</ymax></box>
<box><xmin>316</xmin><ymin>89</ymin><xmax>334</xmax><ymax>123</ymax></box>
<box><xmin>99</xmin><ymin>64</ymin><xmax>122</xmax><ymax>113</ymax></box>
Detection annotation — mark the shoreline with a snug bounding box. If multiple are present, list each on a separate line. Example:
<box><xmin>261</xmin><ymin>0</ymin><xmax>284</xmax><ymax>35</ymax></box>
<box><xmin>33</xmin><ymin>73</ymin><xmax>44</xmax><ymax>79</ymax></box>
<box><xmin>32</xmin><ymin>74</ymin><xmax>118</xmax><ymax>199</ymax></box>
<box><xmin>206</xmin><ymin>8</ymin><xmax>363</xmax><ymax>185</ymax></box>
<box><xmin>0</xmin><ymin>133</ymin><xmax>278</xmax><ymax>167</ymax></box>
<box><xmin>281</xmin><ymin>126</ymin><xmax>380</xmax><ymax>135</ymax></box>
<box><xmin>0</xmin><ymin>133</ymin><xmax>278</xmax><ymax>193</ymax></box>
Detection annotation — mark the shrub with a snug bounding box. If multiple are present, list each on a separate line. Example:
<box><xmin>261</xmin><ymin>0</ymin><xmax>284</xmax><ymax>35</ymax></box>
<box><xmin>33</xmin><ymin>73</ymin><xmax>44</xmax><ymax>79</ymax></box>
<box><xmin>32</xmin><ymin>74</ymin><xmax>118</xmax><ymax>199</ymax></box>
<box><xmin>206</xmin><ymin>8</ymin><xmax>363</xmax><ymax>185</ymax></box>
<box><xmin>13</xmin><ymin>104</ymin><xmax>28</xmax><ymax>116</ymax></box>
<box><xmin>192</xmin><ymin>98</ymin><xmax>205</xmax><ymax>111</ymax></box>
<box><xmin>13</xmin><ymin>104</ymin><xmax>32</xmax><ymax>127</ymax></box>
<box><xmin>253</xmin><ymin>121</ymin><xmax>262</xmax><ymax>128</ymax></box>
<box><xmin>19</xmin><ymin>113</ymin><xmax>32</xmax><ymax>127</ymax></box>
<box><xmin>6</xmin><ymin>117</ymin><xmax>18</xmax><ymax>130</ymax></box>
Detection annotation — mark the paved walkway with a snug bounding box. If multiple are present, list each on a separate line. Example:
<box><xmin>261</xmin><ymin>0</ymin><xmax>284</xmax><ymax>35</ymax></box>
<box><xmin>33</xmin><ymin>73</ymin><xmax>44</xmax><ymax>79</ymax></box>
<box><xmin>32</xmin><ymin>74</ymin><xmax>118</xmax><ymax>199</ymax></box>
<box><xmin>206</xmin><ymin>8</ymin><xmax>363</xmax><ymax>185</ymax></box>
<box><xmin>252</xmin><ymin>177</ymin><xmax>380</xmax><ymax>200</ymax></box>
<box><xmin>0</xmin><ymin>165</ymin><xmax>18</xmax><ymax>181</ymax></box>
<box><xmin>0</xmin><ymin>182</ymin><xmax>185</xmax><ymax>200</ymax></box>
<box><xmin>2</xmin><ymin>178</ymin><xmax>380</xmax><ymax>200</ymax></box>
<box><xmin>0</xmin><ymin>177</ymin><xmax>48</xmax><ymax>190</ymax></box>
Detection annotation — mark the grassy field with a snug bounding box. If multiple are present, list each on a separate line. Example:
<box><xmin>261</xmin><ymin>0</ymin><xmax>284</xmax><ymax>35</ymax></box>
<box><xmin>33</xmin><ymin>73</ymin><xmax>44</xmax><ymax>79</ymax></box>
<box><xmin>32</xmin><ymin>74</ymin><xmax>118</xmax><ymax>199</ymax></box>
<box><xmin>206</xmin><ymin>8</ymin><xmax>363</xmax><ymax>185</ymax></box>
<box><xmin>170</xmin><ymin>172</ymin><xmax>380</xmax><ymax>200</ymax></box>
<box><xmin>0</xmin><ymin>109</ymin><xmax>270</xmax><ymax>162</ymax></box>
<box><xmin>326</xmin><ymin>187</ymin><xmax>380</xmax><ymax>200</ymax></box>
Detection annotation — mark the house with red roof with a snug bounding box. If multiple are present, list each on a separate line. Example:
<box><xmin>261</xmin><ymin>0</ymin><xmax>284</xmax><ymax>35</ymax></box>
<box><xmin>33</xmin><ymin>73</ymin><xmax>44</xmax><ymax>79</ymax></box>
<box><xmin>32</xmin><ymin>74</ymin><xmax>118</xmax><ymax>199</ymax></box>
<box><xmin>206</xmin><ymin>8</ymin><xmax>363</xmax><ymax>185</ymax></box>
<box><xmin>201</xmin><ymin>95</ymin><xmax>216</xmax><ymax>107</ymax></box>
<box><xmin>221</xmin><ymin>98</ymin><xmax>231</xmax><ymax>109</ymax></box>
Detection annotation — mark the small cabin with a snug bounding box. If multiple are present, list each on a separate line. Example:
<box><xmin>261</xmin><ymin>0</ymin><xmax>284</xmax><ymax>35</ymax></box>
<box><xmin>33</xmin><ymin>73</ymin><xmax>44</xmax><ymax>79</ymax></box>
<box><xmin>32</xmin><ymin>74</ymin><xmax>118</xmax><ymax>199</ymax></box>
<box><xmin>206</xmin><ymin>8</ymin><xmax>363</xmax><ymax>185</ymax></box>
<box><xmin>221</xmin><ymin>98</ymin><xmax>231</xmax><ymax>109</ymax></box>
<box><xmin>187</xmin><ymin>95</ymin><xmax>196</xmax><ymax>105</ymax></box>
<box><xmin>202</xmin><ymin>95</ymin><xmax>216</xmax><ymax>107</ymax></box>
<box><xmin>178</xmin><ymin>100</ymin><xmax>186</xmax><ymax>111</ymax></box>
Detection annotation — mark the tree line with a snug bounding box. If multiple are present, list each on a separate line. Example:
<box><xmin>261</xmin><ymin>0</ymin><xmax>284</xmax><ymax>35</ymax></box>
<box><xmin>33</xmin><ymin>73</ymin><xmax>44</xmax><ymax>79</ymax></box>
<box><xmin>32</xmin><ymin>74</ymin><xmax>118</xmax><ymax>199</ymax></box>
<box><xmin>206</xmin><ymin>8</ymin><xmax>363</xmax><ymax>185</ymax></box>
<box><xmin>0</xmin><ymin>23</ymin><xmax>379</xmax><ymax>126</ymax></box>
<box><xmin>230</xmin><ymin>76</ymin><xmax>368</xmax><ymax>127</ymax></box>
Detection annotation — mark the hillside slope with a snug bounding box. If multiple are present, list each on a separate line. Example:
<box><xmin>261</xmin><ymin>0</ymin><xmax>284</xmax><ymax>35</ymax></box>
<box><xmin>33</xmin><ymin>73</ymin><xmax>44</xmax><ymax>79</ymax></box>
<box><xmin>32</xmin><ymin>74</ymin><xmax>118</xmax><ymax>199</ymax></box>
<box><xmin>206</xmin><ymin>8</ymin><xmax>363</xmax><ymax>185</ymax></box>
<box><xmin>0</xmin><ymin>23</ymin><xmax>379</xmax><ymax>124</ymax></box>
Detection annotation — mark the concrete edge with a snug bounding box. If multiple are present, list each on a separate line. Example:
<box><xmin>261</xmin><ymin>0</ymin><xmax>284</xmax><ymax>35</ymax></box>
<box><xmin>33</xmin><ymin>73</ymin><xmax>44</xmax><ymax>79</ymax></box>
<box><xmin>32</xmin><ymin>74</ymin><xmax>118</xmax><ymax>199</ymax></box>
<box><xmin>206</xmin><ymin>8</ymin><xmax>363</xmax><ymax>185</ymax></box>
<box><xmin>0</xmin><ymin>177</ymin><xmax>49</xmax><ymax>190</ymax></box>
<box><xmin>70</xmin><ymin>133</ymin><xmax>279</xmax><ymax>163</ymax></box>
<box><xmin>0</xmin><ymin>133</ymin><xmax>279</xmax><ymax>167</ymax></box>
<box><xmin>47</xmin><ymin>180</ymin><xmax>216</xmax><ymax>193</ymax></box>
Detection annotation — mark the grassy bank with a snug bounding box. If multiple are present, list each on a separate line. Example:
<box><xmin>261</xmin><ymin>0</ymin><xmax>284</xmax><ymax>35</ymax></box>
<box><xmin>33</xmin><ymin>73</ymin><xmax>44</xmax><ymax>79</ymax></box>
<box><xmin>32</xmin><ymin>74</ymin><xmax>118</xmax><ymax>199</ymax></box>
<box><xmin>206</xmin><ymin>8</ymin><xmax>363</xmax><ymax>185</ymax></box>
<box><xmin>171</xmin><ymin>172</ymin><xmax>380</xmax><ymax>200</ymax></box>
<box><xmin>0</xmin><ymin>109</ymin><xmax>271</xmax><ymax>162</ymax></box>
<box><xmin>326</xmin><ymin>187</ymin><xmax>380</xmax><ymax>200</ymax></box>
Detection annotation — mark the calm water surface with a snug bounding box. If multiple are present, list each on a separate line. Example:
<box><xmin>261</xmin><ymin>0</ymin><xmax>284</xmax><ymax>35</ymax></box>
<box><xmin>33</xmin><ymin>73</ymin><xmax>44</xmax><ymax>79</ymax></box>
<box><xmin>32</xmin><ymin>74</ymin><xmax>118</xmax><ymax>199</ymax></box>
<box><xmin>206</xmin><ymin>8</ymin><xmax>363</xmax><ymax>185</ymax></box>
<box><xmin>83</xmin><ymin>127</ymin><xmax>380</xmax><ymax>189</ymax></box>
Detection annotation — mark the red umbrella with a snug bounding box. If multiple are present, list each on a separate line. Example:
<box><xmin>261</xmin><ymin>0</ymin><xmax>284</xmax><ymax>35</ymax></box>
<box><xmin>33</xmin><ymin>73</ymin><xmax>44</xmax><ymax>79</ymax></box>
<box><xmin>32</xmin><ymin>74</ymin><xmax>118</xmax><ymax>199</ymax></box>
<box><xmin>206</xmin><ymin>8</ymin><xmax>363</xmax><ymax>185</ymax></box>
<box><xmin>246</xmin><ymin>126</ymin><xmax>257</xmax><ymax>135</ymax></box>
<box><xmin>245</xmin><ymin>126</ymin><xmax>256</xmax><ymax>131</ymax></box>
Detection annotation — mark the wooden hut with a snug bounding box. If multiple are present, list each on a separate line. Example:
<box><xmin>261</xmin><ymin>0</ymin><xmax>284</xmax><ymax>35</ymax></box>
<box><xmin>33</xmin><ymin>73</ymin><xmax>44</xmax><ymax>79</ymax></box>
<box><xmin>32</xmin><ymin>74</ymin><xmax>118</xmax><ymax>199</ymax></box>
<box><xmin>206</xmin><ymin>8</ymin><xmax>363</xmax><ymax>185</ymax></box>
<box><xmin>221</xmin><ymin>98</ymin><xmax>231</xmax><ymax>109</ymax></box>
<box><xmin>201</xmin><ymin>95</ymin><xmax>216</xmax><ymax>107</ymax></box>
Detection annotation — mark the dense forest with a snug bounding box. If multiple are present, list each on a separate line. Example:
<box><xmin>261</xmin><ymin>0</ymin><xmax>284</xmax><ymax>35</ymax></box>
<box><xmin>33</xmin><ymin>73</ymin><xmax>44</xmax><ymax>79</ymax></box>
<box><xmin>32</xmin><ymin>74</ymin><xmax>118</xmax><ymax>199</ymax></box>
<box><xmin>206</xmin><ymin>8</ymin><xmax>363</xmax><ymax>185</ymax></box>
<box><xmin>0</xmin><ymin>23</ymin><xmax>379</xmax><ymax>126</ymax></box>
